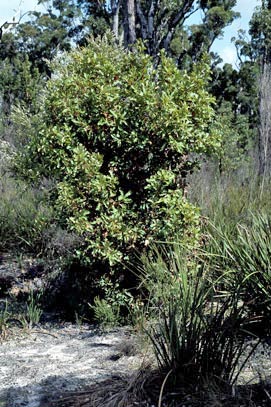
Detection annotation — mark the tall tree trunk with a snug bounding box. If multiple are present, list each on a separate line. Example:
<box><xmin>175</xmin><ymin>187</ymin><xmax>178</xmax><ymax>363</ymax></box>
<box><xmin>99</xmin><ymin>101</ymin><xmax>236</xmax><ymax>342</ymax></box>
<box><xmin>111</xmin><ymin>0</ymin><xmax>120</xmax><ymax>39</ymax></box>
<box><xmin>258</xmin><ymin>60</ymin><xmax>271</xmax><ymax>194</ymax></box>
<box><xmin>123</xmin><ymin>0</ymin><xmax>136</xmax><ymax>48</ymax></box>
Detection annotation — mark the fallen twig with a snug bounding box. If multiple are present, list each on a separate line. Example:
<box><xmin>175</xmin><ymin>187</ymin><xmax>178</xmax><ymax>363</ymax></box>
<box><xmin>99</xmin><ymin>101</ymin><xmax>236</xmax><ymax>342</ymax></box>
<box><xmin>31</xmin><ymin>329</ymin><xmax>59</xmax><ymax>338</ymax></box>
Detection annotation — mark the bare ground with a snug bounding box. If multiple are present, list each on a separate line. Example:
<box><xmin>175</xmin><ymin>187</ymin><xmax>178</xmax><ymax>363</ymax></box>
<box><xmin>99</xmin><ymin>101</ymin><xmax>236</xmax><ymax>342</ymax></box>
<box><xmin>0</xmin><ymin>324</ymin><xmax>143</xmax><ymax>407</ymax></box>
<box><xmin>2</xmin><ymin>322</ymin><xmax>271</xmax><ymax>407</ymax></box>
<box><xmin>1</xmin><ymin>252</ymin><xmax>271</xmax><ymax>407</ymax></box>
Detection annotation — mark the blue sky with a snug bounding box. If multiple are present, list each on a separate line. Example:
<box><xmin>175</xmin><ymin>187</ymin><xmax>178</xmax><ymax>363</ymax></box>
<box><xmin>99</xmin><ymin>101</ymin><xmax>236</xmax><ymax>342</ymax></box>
<box><xmin>0</xmin><ymin>0</ymin><xmax>260</xmax><ymax>65</ymax></box>
<box><xmin>0</xmin><ymin>0</ymin><xmax>43</xmax><ymax>24</ymax></box>
<box><xmin>212</xmin><ymin>0</ymin><xmax>260</xmax><ymax>66</ymax></box>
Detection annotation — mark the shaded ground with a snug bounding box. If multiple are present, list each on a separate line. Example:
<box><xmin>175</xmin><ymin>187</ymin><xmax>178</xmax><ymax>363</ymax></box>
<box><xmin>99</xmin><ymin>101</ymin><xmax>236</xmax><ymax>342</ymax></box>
<box><xmin>1</xmin><ymin>323</ymin><xmax>271</xmax><ymax>407</ymax></box>
<box><xmin>0</xmin><ymin>324</ymin><xmax>142</xmax><ymax>407</ymax></box>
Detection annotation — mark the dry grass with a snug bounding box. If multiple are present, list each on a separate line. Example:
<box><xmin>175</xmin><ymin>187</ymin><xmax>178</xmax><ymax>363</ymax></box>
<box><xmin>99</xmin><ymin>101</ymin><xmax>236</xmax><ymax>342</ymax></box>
<box><xmin>50</xmin><ymin>365</ymin><xmax>271</xmax><ymax>407</ymax></box>
<box><xmin>51</xmin><ymin>364</ymin><xmax>156</xmax><ymax>407</ymax></box>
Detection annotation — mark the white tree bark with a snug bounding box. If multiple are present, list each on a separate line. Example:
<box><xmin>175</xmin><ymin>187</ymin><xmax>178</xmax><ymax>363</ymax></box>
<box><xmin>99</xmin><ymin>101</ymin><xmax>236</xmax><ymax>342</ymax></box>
<box><xmin>111</xmin><ymin>0</ymin><xmax>120</xmax><ymax>39</ymax></box>
<box><xmin>124</xmin><ymin>0</ymin><xmax>136</xmax><ymax>47</ymax></box>
<box><xmin>259</xmin><ymin>61</ymin><xmax>271</xmax><ymax>194</ymax></box>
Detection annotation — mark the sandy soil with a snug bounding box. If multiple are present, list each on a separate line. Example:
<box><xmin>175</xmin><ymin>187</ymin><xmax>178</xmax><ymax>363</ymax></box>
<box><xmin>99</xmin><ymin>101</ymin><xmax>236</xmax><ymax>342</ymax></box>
<box><xmin>1</xmin><ymin>322</ymin><xmax>271</xmax><ymax>407</ymax></box>
<box><xmin>0</xmin><ymin>324</ymin><xmax>142</xmax><ymax>407</ymax></box>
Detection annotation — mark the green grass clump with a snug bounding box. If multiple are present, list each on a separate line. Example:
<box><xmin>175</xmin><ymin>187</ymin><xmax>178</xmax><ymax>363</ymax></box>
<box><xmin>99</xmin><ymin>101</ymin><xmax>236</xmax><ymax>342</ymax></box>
<box><xmin>207</xmin><ymin>212</ymin><xmax>271</xmax><ymax>331</ymax></box>
<box><xmin>138</xmin><ymin>245</ymin><xmax>257</xmax><ymax>390</ymax></box>
<box><xmin>0</xmin><ymin>300</ymin><xmax>9</xmax><ymax>339</ymax></box>
<box><xmin>90</xmin><ymin>296</ymin><xmax>120</xmax><ymax>329</ymax></box>
<box><xmin>25</xmin><ymin>290</ymin><xmax>43</xmax><ymax>328</ymax></box>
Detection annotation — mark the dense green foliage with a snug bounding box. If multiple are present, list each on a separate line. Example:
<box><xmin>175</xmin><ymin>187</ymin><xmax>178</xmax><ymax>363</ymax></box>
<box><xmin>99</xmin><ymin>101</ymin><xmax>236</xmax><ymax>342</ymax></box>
<box><xmin>20</xmin><ymin>37</ymin><xmax>219</xmax><ymax>271</ymax></box>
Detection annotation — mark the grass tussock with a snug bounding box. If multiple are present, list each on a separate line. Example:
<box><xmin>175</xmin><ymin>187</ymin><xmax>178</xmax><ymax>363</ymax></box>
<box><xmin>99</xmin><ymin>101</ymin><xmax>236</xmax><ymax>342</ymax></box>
<box><xmin>138</xmin><ymin>245</ymin><xmax>259</xmax><ymax>388</ymax></box>
<box><xmin>206</xmin><ymin>211</ymin><xmax>271</xmax><ymax>333</ymax></box>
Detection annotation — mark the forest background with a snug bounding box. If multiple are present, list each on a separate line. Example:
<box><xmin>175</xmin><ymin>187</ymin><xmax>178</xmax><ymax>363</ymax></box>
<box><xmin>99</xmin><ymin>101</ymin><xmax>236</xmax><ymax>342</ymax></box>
<box><xmin>0</xmin><ymin>0</ymin><xmax>258</xmax><ymax>66</ymax></box>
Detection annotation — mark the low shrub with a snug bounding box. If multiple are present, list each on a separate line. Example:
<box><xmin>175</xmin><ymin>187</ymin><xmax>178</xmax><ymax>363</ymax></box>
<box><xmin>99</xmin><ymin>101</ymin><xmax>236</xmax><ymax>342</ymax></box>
<box><xmin>0</xmin><ymin>174</ymin><xmax>54</xmax><ymax>253</ymax></box>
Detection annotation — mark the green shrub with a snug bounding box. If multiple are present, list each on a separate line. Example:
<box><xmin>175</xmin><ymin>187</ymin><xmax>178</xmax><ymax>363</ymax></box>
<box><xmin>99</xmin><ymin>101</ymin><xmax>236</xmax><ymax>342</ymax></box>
<box><xmin>18</xmin><ymin>35</ymin><xmax>220</xmax><ymax>283</ymax></box>
<box><xmin>0</xmin><ymin>134</ymin><xmax>54</xmax><ymax>253</ymax></box>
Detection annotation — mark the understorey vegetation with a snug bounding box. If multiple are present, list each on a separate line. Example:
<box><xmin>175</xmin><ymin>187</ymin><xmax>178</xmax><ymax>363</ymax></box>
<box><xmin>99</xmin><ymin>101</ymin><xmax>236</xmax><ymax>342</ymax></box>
<box><xmin>1</xmin><ymin>1</ymin><xmax>271</xmax><ymax>405</ymax></box>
